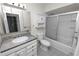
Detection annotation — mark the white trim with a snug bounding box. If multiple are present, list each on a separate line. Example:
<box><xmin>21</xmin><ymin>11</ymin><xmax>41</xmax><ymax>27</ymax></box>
<box><xmin>74</xmin><ymin>12</ymin><xmax>79</xmax><ymax>56</ymax></box>
<box><xmin>74</xmin><ymin>36</ymin><xmax>79</xmax><ymax>56</ymax></box>
<box><xmin>2</xmin><ymin>8</ymin><xmax>10</xmax><ymax>33</ymax></box>
<box><xmin>47</xmin><ymin>11</ymin><xmax>79</xmax><ymax>17</ymax></box>
<box><xmin>72</xmin><ymin>12</ymin><xmax>79</xmax><ymax>49</ymax></box>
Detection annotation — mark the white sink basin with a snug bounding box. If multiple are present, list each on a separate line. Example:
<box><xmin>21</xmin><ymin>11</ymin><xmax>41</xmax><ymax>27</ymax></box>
<box><xmin>12</xmin><ymin>36</ymin><xmax>29</xmax><ymax>43</ymax></box>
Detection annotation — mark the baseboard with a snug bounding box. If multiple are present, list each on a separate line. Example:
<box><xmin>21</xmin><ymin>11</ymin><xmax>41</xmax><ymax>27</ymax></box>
<box><xmin>45</xmin><ymin>37</ymin><xmax>74</xmax><ymax>55</ymax></box>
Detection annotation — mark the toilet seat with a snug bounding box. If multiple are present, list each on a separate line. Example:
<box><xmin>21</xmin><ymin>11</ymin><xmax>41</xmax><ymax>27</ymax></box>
<box><xmin>40</xmin><ymin>40</ymin><xmax>50</xmax><ymax>47</ymax></box>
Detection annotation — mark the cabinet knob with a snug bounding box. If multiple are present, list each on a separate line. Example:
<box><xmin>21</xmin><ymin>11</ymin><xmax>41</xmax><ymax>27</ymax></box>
<box><xmin>32</xmin><ymin>46</ymin><xmax>34</xmax><ymax>48</ymax></box>
<box><xmin>32</xmin><ymin>55</ymin><xmax>34</xmax><ymax>56</ymax></box>
<box><xmin>12</xmin><ymin>3</ymin><xmax>15</xmax><ymax>5</ymax></box>
<box><xmin>16</xmin><ymin>54</ymin><xmax>20</xmax><ymax>56</ymax></box>
<box><xmin>24</xmin><ymin>26</ymin><xmax>27</xmax><ymax>28</ymax></box>
<box><xmin>75</xmin><ymin>37</ymin><xmax>78</xmax><ymax>40</ymax></box>
<box><xmin>74</xmin><ymin>32</ymin><xmax>78</xmax><ymax>33</ymax></box>
<box><xmin>32</xmin><ymin>49</ymin><xmax>34</xmax><ymax>51</ymax></box>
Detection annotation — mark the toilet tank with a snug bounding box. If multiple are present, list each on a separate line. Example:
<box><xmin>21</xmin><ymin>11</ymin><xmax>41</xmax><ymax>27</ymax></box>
<box><xmin>38</xmin><ymin>33</ymin><xmax>44</xmax><ymax>40</ymax></box>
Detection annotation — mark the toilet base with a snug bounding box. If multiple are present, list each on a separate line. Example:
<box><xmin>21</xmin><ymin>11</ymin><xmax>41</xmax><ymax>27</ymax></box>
<box><xmin>40</xmin><ymin>45</ymin><xmax>49</xmax><ymax>51</ymax></box>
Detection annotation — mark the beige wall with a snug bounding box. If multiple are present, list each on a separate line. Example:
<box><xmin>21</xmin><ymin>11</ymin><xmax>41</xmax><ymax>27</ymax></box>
<box><xmin>26</xmin><ymin>3</ymin><xmax>44</xmax><ymax>13</ymax></box>
<box><xmin>25</xmin><ymin>3</ymin><xmax>73</xmax><ymax>13</ymax></box>
<box><xmin>42</xmin><ymin>3</ymin><xmax>73</xmax><ymax>12</ymax></box>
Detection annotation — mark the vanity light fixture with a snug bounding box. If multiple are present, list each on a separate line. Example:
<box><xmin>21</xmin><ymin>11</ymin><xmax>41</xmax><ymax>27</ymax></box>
<box><xmin>18</xmin><ymin>4</ymin><xmax>20</xmax><ymax>7</ymax></box>
<box><xmin>23</xmin><ymin>6</ymin><xmax>25</xmax><ymax>8</ymax></box>
<box><xmin>12</xmin><ymin>3</ymin><xmax>15</xmax><ymax>5</ymax></box>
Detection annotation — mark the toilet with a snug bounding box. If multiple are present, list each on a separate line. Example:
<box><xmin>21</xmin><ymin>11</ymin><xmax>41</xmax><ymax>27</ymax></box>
<box><xmin>39</xmin><ymin>39</ymin><xmax>50</xmax><ymax>51</ymax></box>
<box><xmin>37</xmin><ymin>33</ymin><xmax>50</xmax><ymax>51</ymax></box>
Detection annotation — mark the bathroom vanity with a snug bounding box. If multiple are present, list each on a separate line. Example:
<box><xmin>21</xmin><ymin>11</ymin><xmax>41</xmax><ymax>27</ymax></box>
<box><xmin>0</xmin><ymin>3</ymin><xmax>37</xmax><ymax>56</ymax></box>
<box><xmin>0</xmin><ymin>33</ymin><xmax>37</xmax><ymax>56</ymax></box>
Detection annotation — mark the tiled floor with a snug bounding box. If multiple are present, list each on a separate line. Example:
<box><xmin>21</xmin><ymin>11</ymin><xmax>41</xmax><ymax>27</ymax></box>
<box><xmin>37</xmin><ymin>46</ymin><xmax>71</xmax><ymax>56</ymax></box>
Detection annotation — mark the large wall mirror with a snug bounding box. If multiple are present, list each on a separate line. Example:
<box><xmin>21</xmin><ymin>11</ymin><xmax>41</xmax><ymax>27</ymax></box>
<box><xmin>0</xmin><ymin>4</ymin><xmax>30</xmax><ymax>36</ymax></box>
<box><xmin>4</xmin><ymin>13</ymin><xmax>20</xmax><ymax>34</ymax></box>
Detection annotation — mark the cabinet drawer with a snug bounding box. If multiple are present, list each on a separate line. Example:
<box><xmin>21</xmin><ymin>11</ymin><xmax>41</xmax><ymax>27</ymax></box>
<box><xmin>8</xmin><ymin>48</ymin><xmax>26</xmax><ymax>56</ymax></box>
<box><xmin>8</xmin><ymin>53</ymin><xmax>17</xmax><ymax>56</ymax></box>
<box><xmin>5</xmin><ymin>40</ymin><xmax>37</xmax><ymax>56</ymax></box>
<box><xmin>16</xmin><ymin>43</ymin><xmax>37</xmax><ymax>56</ymax></box>
<box><xmin>32</xmin><ymin>51</ymin><xmax>37</xmax><ymax>56</ymax></box>
<box><xmin>17</xmin><ymin>48</ymin><xmax>37</xmax><ymax>56</ymax></box>
<box><xmin>27</xmin><ymin>46</ymin><xmax>36</xmax><ymax>53</ymax></box>
<box><xmin>8</xmin><ymin>48</ymin><xmax>37</xmax><ymax>56</ymax></box>
<box><xmin>28</xmin><ymin>40</ymin><xmax>37</xmax><ymax>44</ymax></box>
<box><xmin>27</xmin><ymin>43</ymin><xmax>37</xmax><ymax>49</ymax></box>
<box><xmin>16</xmin><ymin>48</ymin><xmax>26</xmax><ymax>54</ymax></box>
<box><xmin>26</xmin><ymin>47</ymin><xmax>37</xmax><ymax>56</ymax></box>
<box><xmin>26</xmin><ymin>50</ymin><xmax>37</xmax><ymax>56</ymax></box>
<box><xmin>26</xmin><ymin>52</ymin><xmax>33</xmax><ymax>56</ymax></box>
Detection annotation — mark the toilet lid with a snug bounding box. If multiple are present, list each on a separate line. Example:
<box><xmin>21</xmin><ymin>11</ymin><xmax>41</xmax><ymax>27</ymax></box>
<box><xmin>40</xmin><ymin>40</ymin><xmax>50</xmax><ymax>46</ymax></box>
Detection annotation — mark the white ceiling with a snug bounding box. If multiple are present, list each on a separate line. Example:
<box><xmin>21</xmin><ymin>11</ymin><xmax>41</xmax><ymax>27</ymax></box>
<box><xmin>31</xmin><ymin>3</ymin><xmax>79</xmax><ymax>15</ymax></box>
<box><xmin>42</xmin><ymin>3</ymin><xmax>72</xmax><ymax>12</ymax></box>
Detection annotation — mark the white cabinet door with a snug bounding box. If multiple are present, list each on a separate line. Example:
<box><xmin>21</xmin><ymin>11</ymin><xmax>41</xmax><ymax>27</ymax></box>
<box><xmin>8</xmin><ymin>53</ymin><xmax>17</xmax><ymax>56</ymax></box>
<box><xmin>22</xmin><ymin>11</ymin><xmax>30</xmax><ymax>31</ymax></box>
<box><xmin>16</xmin><ymin>48</ymin><xmax>27</xmax><ymax>56</ymax></box>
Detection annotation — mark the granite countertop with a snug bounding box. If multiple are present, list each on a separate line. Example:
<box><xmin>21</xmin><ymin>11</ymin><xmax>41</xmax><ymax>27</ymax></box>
<box><xmin>0</xmin><ymin>34</ymin><xmax>37</xmax><ymax>53</ymax></box>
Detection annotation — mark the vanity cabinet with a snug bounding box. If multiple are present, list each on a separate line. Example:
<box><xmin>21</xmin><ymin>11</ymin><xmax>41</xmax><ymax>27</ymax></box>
<box><xmin>5</xmin><ymin>40</ymin><xmax>37</xmax><ymax>56</ymax></box>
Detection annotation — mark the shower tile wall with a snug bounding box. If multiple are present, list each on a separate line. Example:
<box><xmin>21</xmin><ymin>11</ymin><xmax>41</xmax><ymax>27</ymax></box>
<box><xmin>46</xmin><ymin>13</ymin><xmax>77</xmax><ymax>47</ymax></box>
<box><xmin>57</xmin><ymin>13</ymin><xmax>77</xmax><ymax>46</ymax></box>
<box><xmin>46</xmin><ymin>16</ymin><xmax>58</xmax><ymax>40</ymax></box>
